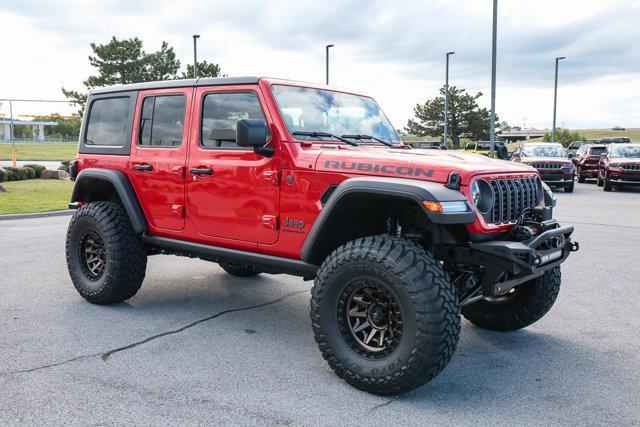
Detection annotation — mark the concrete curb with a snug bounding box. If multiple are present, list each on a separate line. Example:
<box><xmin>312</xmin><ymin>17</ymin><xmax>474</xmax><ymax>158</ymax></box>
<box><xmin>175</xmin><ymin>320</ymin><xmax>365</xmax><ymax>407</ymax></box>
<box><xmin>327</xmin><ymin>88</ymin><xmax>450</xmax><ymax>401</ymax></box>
<box><xmin>0</xmin><ymin>210</ymin><xmax>74</xmax><ymax>221</ymax></box>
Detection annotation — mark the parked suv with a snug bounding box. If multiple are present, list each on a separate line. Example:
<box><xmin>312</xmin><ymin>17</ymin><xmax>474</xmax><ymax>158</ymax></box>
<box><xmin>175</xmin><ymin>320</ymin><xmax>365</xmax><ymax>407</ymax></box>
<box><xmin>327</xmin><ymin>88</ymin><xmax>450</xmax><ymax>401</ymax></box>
<box><xmin>573</xmin><ymin>144</ymin><xmax>606</xmax><ymax>183</ymax></box>
<box><xmin>599</xmin><ymin>136</ymin><xmax>630</xmax><ymax>144</ymax></box>
<box><xmin>66</xmin><ymin>77</ymin><xmax>578</xmax><ymax>395</ymax></box>
<box><xmin>511</xmin><ymin>142</ymin><xmax>575</xmax><ymax>192</ymax></box>
<box><xmin>597</xmin><ymin>143</ymin><xmax>640</xmax><ymax>191</ymax></box>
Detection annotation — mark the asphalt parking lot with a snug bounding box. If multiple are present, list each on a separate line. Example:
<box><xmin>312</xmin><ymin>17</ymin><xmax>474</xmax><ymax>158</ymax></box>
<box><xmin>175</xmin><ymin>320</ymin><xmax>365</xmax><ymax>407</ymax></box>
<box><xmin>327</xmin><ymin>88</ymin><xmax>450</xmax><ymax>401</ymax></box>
<box><xmin>1</xmin><ymin>182</ymin><xmax>639</xmax><ymax>425</ymax></box>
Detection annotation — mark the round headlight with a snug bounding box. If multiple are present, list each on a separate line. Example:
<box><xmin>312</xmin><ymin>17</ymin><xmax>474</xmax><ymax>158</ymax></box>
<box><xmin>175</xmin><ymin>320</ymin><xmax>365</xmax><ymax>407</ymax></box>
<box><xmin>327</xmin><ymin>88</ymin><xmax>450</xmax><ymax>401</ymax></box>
<box><xmin>471</xmin><ymin>179</ymin><xmax>493</xmax><ymax>214</ymax></box>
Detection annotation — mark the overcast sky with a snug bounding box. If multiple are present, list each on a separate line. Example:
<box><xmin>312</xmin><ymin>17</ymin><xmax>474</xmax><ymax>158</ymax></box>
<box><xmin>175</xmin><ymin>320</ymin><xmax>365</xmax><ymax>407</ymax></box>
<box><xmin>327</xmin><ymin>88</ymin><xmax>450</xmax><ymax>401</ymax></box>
<box><xmin>1</xmin><ymin>0</ymin><xmax>639</xmax><ymax>130</ymax></box>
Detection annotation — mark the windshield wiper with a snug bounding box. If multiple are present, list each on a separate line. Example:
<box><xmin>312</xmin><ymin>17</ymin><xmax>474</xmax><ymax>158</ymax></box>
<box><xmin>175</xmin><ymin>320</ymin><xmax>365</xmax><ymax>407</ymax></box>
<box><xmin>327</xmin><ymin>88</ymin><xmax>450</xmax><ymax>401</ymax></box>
<box><xmin>341</xmin><ymin>134</ymin><xmax>395</xmax><ymax>147</ymax></box>
<box><xmin>292</xmin><ymin>131</ymin><xmax>359</xmax><ymax>146</ymax></box>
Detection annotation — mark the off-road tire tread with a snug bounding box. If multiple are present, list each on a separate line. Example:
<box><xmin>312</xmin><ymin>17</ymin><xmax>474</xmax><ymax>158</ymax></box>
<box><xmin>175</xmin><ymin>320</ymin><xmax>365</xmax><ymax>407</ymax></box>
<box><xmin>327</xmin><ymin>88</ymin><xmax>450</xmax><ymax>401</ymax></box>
<box><xmin>462</xmin><ymin>267</ymin><xmax>561</xmax><ymax>331</ymax></box>
<box><xmin>66</xmin><ymin>201</ymin><xmax>146</xmax><ymax>304</ymax></box>
<box><xmin>310</xmin><ymin>236</ymin><xmax>460</xmax><ymax>395</ymax></box>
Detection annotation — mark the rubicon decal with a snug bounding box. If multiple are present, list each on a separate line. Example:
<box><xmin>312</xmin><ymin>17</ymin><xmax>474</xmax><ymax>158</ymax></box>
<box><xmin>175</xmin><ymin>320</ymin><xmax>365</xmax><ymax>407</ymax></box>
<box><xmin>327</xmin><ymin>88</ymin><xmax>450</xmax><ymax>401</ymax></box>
<box><xmin>323</xmin><ymin>160</ymin><xmax>433</xmax><ymax>177</ymax></box>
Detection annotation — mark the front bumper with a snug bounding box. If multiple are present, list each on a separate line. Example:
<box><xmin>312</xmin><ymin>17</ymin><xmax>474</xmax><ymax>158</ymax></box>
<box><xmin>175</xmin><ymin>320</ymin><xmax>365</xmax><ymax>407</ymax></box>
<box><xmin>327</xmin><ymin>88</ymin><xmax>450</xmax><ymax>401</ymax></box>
<box><xmin>539</xmin><ymin>171</ymin><xmax>574</xmax><ymax>186</ymax></box>
<box><xmin>608</xmin><ymin>172</ymin><xmax>640</xmax><ymax>185</ymax></box>
<box><xmin>443</xmin><ymin>225</ymin><xmax>578</xmax><ymax>297</ymax></box>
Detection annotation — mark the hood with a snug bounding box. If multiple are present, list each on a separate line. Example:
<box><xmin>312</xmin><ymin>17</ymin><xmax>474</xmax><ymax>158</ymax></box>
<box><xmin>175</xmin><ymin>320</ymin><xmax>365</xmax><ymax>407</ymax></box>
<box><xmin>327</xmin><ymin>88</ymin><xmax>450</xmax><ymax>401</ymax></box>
<box><xmin>315</xmin><ymin>148</ymin><xmax>537</xmax><ymax>185</ymax></box>
<box><xmin>520</xmin><ymin>156</ymin><xmax>571</xmax><ymax>163</ymax></box>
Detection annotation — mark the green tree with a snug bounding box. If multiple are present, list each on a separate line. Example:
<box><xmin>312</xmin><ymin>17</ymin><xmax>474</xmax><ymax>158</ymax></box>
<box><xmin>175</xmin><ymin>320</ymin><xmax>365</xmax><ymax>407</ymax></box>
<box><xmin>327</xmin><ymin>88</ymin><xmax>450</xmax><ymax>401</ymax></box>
<box><xmin>542</xmin><ymin>129</ymin><xmax>585</xmax><ymax>147</ymax></box>
<box><xmin>62</xmin><ymin>37</ymin><xmax>181</xmax><ymax>117</ymax></box>
<box><xmin>405</xmin><ymin>86</ymin><xmax>497</xmax><ymax>149</ymax></box>
<box><xmin>180</xmin><ymin>60</ymin><xmax>225</xmax><ymax>79</ymax></box>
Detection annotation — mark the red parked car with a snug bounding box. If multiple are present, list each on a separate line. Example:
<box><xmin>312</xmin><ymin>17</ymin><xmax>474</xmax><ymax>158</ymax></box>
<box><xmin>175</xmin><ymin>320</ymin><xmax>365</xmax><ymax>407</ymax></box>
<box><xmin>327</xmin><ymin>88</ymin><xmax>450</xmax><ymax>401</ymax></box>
<box><xmin>511</xmin><ymin>142</ymin><xmax>575</xmax><ymax>192</ymax></box>
<box><xmin>573</xmin><ymin>144</ymin><xmax>607</xmax><ymax>183</ymax></box>
<box><xmin>597</xmin><ymin>143</ymin><xmax>640</xmax><ymax>191</ymax></box>
<box><xmin>65</xmin><ymin>77</ymin><xmax>578</xmax><ymax>395</ymax></box>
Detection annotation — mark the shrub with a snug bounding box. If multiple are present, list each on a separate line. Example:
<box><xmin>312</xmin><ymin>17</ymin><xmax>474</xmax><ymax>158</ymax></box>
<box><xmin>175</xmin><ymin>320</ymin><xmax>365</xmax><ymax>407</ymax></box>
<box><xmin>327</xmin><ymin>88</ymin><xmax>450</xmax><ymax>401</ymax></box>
<box><xmin>3</xmin><ymin>167</ymin><xmax>31</xmax><ymax>181</ymax></box>
<box><xmin>23</xmin><ymin>164</ymin><xmax>46</xmax><ymax>178</ymax></box>
<box><xmin>59</xmin><ymin>160</ymin><xmax>70</xmax><ymax>173</ymax></box>
<box><xmin>23</xmin><ymin>166</ymin><xmax>36</xmax><ymax>179</ymax></box>
<box><xmin>0</xmin><ymin>169</ymin><xmax>7</xmax><ymax>182</ymax></box>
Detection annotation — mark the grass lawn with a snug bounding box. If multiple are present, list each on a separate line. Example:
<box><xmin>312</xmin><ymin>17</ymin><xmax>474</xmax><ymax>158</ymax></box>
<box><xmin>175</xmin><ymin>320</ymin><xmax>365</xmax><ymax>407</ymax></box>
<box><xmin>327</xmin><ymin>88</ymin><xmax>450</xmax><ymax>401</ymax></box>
<box><xmin>0</xmin><ymin>179</ymin><xmax>73</xmax><ymax>214</ymax></box>
<box><xmin>0</xmin><ymin>143</ymin><xmax>78</xmax><ymax>161</ymax></box>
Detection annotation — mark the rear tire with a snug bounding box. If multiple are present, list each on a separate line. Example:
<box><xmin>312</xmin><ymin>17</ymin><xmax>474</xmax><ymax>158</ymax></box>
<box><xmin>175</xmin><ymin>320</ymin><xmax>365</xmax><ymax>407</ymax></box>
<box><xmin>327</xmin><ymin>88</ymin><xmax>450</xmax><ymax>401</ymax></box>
<box><xmin>219</xmin><ymin>262</ymin><xmax>260</xmax><ymax>277</ymax></box>
<box><xmin>310</xmin><ymin>236</ymin><xmax>460</xmax><ymax>395</ymax></box>
<box><xmin>462</xmin><ymin>267</ymin><xmax>561</xmax><ymax>331</ymax></box>
<box><xmin>66</xmin><ymin>201</ymin><xmax>147</xmax><ymax>304</ymax></box>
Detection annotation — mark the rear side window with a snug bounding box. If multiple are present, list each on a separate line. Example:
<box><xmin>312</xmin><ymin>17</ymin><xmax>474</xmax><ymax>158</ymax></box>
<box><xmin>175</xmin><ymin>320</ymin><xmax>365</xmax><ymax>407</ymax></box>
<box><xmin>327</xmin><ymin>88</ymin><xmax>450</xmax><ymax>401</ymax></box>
<box><xmin>201</xmin><ymin>92</ymin><xmax>266</xmax><ymax>149</ymax></box>
<box><xmin>85</xmin><ymin>97</ymin><xmax>131</xmax><ymax>146</ymax></box>
<box><xmin>139</xmin><ymin>95</ymin><xmax>186</xmax><ymax>147</ymax></box>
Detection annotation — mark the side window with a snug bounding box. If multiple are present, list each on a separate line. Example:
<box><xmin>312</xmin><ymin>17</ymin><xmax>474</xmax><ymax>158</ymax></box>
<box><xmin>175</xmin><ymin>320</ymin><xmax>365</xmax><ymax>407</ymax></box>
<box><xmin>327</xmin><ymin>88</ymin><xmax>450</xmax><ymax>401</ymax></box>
<box><xmin>85</xmin><ymin>97</ymin><xmax>131</xmax><ymax>146</ymax></box>
<box><xmin>138</xmin><ymin>95</ymin><xmax>186</xmax><ymax>147</ymax></box>
<box><xmin>201</xmin><ymin>92</ymin><xmax>266</xmax><ymax>149</ymax></box>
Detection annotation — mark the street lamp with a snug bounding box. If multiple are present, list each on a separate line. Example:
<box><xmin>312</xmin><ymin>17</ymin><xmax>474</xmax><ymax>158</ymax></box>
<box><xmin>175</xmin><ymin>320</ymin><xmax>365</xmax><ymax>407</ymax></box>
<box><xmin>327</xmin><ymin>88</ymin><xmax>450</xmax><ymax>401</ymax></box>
<box><xmin>193</xmin><ymin>35</ymin><xmax>201</xmax><ymax>79</ymax></box>
<box><xmin>325</xmin><ymin>44</ymin><xmax>334</xmax><ymax>85</ymax></box>
<box><xmin>444</xmin><ymin>51</ymin><xmax>455</xmax><ymax>147</ymax></box>
<box><xmin>489</xmin><ymin>0</ymin><xmax>498</xmax><ymax>158</ymax></box>
<box><xmin>552</xmin><ymin>56</ymin><xmax>566</xmax><ymax>144</ymax></box>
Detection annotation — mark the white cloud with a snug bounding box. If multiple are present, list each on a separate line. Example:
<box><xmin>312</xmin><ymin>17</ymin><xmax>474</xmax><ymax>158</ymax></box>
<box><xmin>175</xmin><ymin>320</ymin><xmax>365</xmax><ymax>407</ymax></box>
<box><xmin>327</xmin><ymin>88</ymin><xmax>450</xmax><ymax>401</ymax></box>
<box><xmin>1</xmin><ymin>0</ymin><xmax>639</xmax><ymax>129</ymax></box>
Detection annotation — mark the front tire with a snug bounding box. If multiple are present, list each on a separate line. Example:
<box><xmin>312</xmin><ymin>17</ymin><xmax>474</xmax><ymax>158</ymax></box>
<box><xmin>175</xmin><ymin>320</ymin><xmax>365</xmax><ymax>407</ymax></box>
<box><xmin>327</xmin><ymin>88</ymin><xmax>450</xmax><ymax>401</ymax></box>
<box><xmin>310</xmin><ymin>236</ymin><xmax>460</xmax><ymax>395</ymax></box>
<box><xmin>564</xmin><ymin>180</ymin><xmax>574</xmax><ymax>193</ymax></box>
<box><xmin>603</xmin><ymin>175</ymin><xmax>613</xmax><ymax>192</ymax></box>
<box><xmin>577</xmin><ymin>168</ymin><xmax>585</xmax><ymax>183</ymax></box>
<box><xmin>66</xmin><ymin>201</ymin><xmax>147</xmax><ymax>304</ymax></box>
<box><xmin>462</xmin><ymin>267</ymin><xmax>561</xmax><ymax>331</ymax></box>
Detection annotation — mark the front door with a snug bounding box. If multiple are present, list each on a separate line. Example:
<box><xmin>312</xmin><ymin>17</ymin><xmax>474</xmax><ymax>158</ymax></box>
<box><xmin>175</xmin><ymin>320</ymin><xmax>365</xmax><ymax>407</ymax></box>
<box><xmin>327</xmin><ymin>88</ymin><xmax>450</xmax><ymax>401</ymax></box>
<box><xmin>186</xmin><ymin>86</ymin><xmax>280</xmax><ymax>244</ymax></box>
<box><xmin>129</xmin><ymin>88</ymin><xmax>192</xmax><ymax>231</ymax></box>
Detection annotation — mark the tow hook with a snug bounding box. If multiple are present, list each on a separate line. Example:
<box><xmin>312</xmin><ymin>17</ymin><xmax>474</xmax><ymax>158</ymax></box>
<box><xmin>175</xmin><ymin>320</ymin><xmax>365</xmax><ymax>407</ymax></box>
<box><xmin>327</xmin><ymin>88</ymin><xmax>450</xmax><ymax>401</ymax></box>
<box><xmin>570</xmin><ymin>241</ymin><xmax>580</xmax><ymax>252</ymax></box>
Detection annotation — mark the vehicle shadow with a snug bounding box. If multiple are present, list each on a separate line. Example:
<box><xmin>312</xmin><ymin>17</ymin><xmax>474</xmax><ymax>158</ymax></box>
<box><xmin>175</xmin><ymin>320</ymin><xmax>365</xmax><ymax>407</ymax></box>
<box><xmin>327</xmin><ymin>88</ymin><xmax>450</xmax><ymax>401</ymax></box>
<box><xmin>58</xmin><ymin>267</ymin><xmax>632</xmax><ymax>424</ymax></box>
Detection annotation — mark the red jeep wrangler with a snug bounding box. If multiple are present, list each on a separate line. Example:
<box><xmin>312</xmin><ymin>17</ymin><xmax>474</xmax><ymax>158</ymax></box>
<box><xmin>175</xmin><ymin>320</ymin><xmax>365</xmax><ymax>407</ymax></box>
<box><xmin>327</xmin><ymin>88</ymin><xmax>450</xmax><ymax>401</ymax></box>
<box><xmin>66</xmin><ymin>77</ymin><xmax>578</xmax><ymax>395</ymax></box>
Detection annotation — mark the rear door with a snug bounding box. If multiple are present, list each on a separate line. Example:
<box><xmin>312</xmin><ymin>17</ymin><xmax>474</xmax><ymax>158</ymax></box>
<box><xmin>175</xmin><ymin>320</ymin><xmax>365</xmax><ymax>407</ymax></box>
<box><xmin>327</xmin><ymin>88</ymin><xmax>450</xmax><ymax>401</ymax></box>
<box><xmin>186</xmin><ymin>85</ymin><xmax>280</xmax><ymax>244</ymax></box>
<box><xmin>129</xmin><ymin>88</ymin><xmax>192</xmax><ymax>231</ymax></box>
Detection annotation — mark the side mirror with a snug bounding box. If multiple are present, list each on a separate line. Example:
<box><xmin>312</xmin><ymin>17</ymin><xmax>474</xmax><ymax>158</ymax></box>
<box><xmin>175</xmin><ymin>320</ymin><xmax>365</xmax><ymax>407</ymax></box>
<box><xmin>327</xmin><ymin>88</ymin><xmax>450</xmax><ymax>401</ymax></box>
<box><xmin>236</xmin><ymin>119</ymin><xmax>274</xmax><ymax>157</ymax></box>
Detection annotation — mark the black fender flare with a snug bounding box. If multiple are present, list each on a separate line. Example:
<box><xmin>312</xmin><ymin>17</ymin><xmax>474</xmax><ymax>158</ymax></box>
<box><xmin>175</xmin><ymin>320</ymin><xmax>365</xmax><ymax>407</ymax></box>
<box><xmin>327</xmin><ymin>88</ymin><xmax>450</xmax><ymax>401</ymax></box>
<box><xmin>300</xmin><ymin>176</ymin><xmax>476</xmax><ymax>263</ymax></box>
<box><xmin>70</xmin><ymin>168</ymin><xmax>148</xmax><ymax>235</ymax></box>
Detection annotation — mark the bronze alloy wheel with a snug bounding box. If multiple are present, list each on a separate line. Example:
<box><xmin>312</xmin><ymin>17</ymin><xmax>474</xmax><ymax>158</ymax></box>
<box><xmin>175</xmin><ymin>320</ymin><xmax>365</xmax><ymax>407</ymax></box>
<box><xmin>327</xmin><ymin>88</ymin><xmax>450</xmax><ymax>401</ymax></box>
<box><xmin>337</xmin><ymin>280</ymin><xmax>403</xmax><ymax>358</ymax></box>
<box><xmin>78</xmin><ymin>229</ymin><xmax>106</xmax><ymax>280</ymax></box>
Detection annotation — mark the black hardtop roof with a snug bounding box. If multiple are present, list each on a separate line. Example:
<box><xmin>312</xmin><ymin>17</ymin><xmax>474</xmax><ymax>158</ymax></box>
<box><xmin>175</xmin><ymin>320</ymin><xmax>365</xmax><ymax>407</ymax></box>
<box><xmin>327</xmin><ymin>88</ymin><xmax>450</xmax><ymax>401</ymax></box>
<box><xmin>90</xmin><ymin>76</ymin><xmax>261</xmax><ymax>95</ymax></box>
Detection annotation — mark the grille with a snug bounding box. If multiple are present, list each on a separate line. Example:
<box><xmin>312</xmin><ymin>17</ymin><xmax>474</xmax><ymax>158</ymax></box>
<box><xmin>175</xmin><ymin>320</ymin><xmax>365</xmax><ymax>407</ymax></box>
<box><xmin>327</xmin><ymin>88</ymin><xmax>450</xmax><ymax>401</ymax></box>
<box><xmin>483</xmin><ymin>177</ymin><xmax>541</xmax><ymax>224</ymax></box>
<box><xmin>621</xmin><ymin>163</ymin><xmax>640</xmax><ymax>171</ymax></box>
<box><xmin>529</xmin><ymin>162</ymin><xmax>564</xmax><ymax>170</ymax></box>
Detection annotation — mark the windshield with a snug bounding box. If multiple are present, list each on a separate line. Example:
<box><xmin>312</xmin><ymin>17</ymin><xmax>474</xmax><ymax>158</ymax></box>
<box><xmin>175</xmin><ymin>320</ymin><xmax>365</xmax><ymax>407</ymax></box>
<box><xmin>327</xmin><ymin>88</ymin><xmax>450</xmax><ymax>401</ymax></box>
<box><xmin>611</xmin><ymin>146</ymin><xmax>640</xmax><ymax>158</ymax></box>
<box><xmin>271</xmin><ymin>85</ymin><xmax>400</xmax><ymax>144</ymax></box>
<box><xmin>522</xmin><ymin>145</ymin><xmax>567</xmax><ymax>157</ymax></box>
<box><xmin>588</xmin><ymin>147</ymin><xmax>606</xmax><ymax>156</ymax></box>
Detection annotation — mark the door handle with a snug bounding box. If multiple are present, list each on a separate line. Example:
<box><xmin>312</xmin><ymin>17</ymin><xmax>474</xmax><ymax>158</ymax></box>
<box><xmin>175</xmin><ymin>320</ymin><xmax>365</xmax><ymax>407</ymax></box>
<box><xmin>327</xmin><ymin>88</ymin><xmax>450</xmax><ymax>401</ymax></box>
<box><xmin>189</xmin><ymin>167</ymin><xmax>213</xmax><ymax>175</ymax></box>
<box><xmin>133</xmin><ymin>164</ymin><xmax>154</xmax><ymax>172</ymax></box>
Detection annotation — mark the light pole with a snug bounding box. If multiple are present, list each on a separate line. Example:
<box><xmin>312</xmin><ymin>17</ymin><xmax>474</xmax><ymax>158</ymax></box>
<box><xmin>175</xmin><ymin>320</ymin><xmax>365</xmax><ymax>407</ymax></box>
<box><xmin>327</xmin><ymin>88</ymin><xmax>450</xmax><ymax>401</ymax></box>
<box><xmin>193</xmin><ymin>35</ymin><xmax>201</xmax><ymax>79</ymax></box>
<box><xmin>444</xmin><ymin>51</ymin><xmax>455</xmax><ymax>147</ymax></box>
<box><xmin>489</xmin><ymin>0</ymin><xmax>498</xmax><ymax>158</ymax></box>
<box><xmin>325</xmin><ymin>44</ymin><xmax>334</xmax><ymax>85</ymax></box>
<box><xmin>552</xmin><ymin>56</ymin><xmax>566</xmax><ymax>144</ymax></box>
